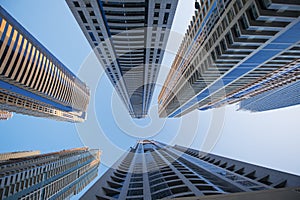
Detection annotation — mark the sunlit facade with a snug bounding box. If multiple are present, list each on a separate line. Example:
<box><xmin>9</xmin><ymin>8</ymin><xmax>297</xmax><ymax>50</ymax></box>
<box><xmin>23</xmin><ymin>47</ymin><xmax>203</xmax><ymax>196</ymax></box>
<box><xmin>0</xmin><ymin>151</ymin><xmax>40</xmax><ymax>161</ymax></box>
<box><xmin>0</xmin><ymin>147</ymin><xmax>100</xmax><ymax>200</ymax></box>
<box><xmin>81</xmin><ymin>140</ymin><xmax>300</xmax><ymax>200</ymax></box>
<box><xmin>158</xmin><ymin>0</ymin><xmax>300</xmax><ymax>117</ymax></box>
<box><xmin>0</xmin><ymin>6</ymin><xmax>90</xmax><ymax>122</ymax></box>
<box><xmin>66</xmin><ymin>0</ymin><xmax>178</xmax><ymax>118</ymax></box>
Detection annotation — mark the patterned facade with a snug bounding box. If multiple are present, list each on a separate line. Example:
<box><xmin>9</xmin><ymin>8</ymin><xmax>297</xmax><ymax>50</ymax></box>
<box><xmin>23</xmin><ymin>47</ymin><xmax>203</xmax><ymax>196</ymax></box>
<box><xmin>239</xmin><ymin>59</ymin><xmax>300</xmax><ymax>112</ymax></box>
<box><xmin>81</xmin><ymin>140</ymin><xmax>300</xmax><ymax>200</ymax></box>
<box><xmin>0</xmin><ymin>6</ymin><xmax>90</xmax><ymax>122</ymax></box>
<box><xmin>0</xmin><ymin>147</ymin><xmax>100</xmax><ymax>200</ymax></box>
<box><xmin>158</xmin><ymin>0</ymin><xmax>300</xmax><ymax>117</ymax></box>
<box><xmin>66</xmin><ymin>0</ymin><xmax>178</xmax><ymax>118</ymax></box>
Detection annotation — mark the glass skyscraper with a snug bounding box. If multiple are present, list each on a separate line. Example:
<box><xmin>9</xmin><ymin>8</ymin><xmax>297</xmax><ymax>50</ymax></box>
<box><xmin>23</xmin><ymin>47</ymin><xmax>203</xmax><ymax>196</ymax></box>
<box><xmin>66</xmin><ymin>0</ymin><xmax>178</xmax><ymax>118</ymax></box>
<box><xmin>0</xmin><ymin>147</ymin><xmax>100</xmax><ymax>200</ymax></box>
<box><xmin>81</xmin><ymin>140</ymin><xmax>300</xmax><ymax>199</ymax></box>
<box><xmin>158</xmin><ymin>0</ymin><xmax>300</xmax><ymax>117</ymax></box>
<box><xmin>0</xmin><ymin>6</ymin><xmax>90</xmax><ymax>122</ymax></box>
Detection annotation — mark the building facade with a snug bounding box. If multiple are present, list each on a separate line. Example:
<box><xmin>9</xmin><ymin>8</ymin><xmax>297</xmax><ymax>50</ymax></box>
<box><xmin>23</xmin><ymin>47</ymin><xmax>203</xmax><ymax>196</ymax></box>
<box><xmin>0</xmin><ymin>147</ymin><xmax>100</xmax><ymax>200</ymax></box>
<box><xmin>81</xmin><ymin>140</ymin><xmax>300</xmax><ymax>200</ymax></box>
<box><xmin>0</xmin><ymin>151</ymin><xmax>40</xmax><ymax>161</ymax></box>
<box><xmin>0</xmin><ymin>110</ymin><xmax>12</xmax><ymax>120</ymax></box>
<box><xmin>66</xmin><ymin>0</ymin><xmax>178</xmax><ymax>118</ymax></box>
<box><xmin>0</xmin><ymin>6</ymin><xmax>90</xmax><ymax>122</ymax></box>
<box><xmin>238</xmin><ymin>59</ymin><xmax>300</xmax><ymax>112</ymax></box>
<box><xmin>158</xmin><ymin>0</ymin><xmax>300</xmax><ymax>117</ymax></box>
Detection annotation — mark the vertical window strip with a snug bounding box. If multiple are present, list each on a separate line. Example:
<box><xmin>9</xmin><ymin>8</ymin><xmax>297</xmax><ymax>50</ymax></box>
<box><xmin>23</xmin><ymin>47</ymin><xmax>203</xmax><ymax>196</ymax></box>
<box><xmin>8</xmin><ymin>33</ymin><xmax>24</xmax><ymax>78</ymax></box>
<box><xmin>53</xmin><ymin>68</ymin><xmax>62</xmax><ymax>99</ymax></box>
<box><xmin>48</xmin><ymin>64</ymin><xmax>58</xmax><ymax>97</ymax></box>
<box><xmin>41</xmin><ymin>60</ymin><xmax>52</xmax><ymax>93</ymax></box>
<box><xmin>0</xmin><ymin>24</ymin><xmax>13</xmax><ymax>74</ymax></box>
<box><xmin>43</xmin><ymin>61</ymin><xmax>53</xmax><ymax>95</ymax></box>
<box><xmin>24</xmin><ymin>48</ymin><xmax>39</xmax><ymax>87</ymax></box>
<box><xmin>13</xmin><ymin>38</ymin><xmax>28</xmax><ymax>81</ymax></box>
<box><xmin>30</xmin><ymin>51</ymin><xmax>42</xmax><ymax>88</ymax></box>
<box><xmin>34</xmin><ymin>55</ymin><xmax>46</xmax><ymax>90</ymax></box>
<box><xmin>38</xmin><ymin>58</ymin><xmax>49</xmax><ymax>92</ymax></box>
<box><xmin>3</xmin><ymin>29</ymin><xmax>19</xmax><ymax>76</ymax></box>
<box><xmin>16</xmin><ymin>42</ymin><xmax>32</xmax><ymax>82</ymax></box>
<box><xmin>0</xmin><ymin>19</ymin><xmax>8</xmax><ymax>50</ymax></box>
<box><xmin>20</xmin><ymin>45</ymin><xmax>36</xmax><ymax>85</ymax></box>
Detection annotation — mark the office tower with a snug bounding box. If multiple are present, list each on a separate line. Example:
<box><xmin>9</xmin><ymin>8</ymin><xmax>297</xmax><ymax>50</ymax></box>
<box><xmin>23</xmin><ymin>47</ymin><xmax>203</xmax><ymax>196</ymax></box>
<box><xmin>0</xmin><ymin>147</ymin><xmax>100</xmax><ymax>200</ymax></box>
<box><xmin>81</xmin><ymin>140</ymin><xmax>300</xmax><ymax>200</ymax></box>
<box><xmin>0</xmin><ymin>110</ymin><xmax>12</xmax><ymax>120</ymax></box>
<box><xmin>158</xmin><ymin>0</ymin><xmax>300</xmax><ymax>117</ymax></box>
<box><xmin>0</xmin><ymin>151</ymin><xmax>40</xmax><ymax>161</ymax></box>
<box><xmin>0</xmin><ymin>6</ymin><xmax>90</xmax><ymax>122</ymax></box>
<box><xmin>66</xmin><ymin>0</ymin><xmax>178</xmax><ymax>118</ymax></box>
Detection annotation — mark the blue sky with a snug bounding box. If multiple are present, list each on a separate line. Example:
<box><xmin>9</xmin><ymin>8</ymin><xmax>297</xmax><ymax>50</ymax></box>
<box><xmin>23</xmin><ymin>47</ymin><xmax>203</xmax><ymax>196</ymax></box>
<box><xmin>1</xmin><ymin>0</ymin><xmax>300</xmax><ymax>199</ymax></box>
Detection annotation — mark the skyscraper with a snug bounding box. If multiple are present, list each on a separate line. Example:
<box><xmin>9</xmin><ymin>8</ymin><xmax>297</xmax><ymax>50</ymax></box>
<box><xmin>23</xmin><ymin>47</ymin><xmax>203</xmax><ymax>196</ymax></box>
<box><xmin>0</xmin><ymin>110</ymin><xmax>12</xmax><ymax>120</ymax></box>
<box><xmin>0</xmin><ymin>147</ymin><xmax>100</xmax><ymax>200</ymax></box>
<box><xmin>158</xmin><ymin>0</ymin><xmax>300</xmax><ymax>117</ymax></box>
<box><xmin>0</xmin><ymin>6</ymin><xmax>90</xmax><ymax>122</ymax></box>
<box><xmin>66</xmin><ymin>0</ymin><xmax>178</xmax><ymax>118</ymax></box>
<box><xmin>81</xmin><ymin>140</ymin><xmax>300</xmax><ymax>200</ymax></box>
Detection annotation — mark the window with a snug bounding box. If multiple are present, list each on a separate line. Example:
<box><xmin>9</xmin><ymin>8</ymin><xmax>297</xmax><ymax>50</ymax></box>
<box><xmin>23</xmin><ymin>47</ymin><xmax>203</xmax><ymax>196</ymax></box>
<box><xmin>95</xmin><ymin>26</ymin><xmax>100</xmax><ymax>30</ymax></box>
<box><xmin>160</xmin><ymin>33</ymin><xmax>164</xmax><ymax>42</ymax></box>
<box><xmin>155</xmin><ymin>3</ymin><xmax>160</xmax><ymax>9</ymax></box>
<box><xmin>154</xmin><ymin>12</ymin><xmax>159</xmax><ymax>17</ymax></box>
<box><xmin>92</xmin><ymin>19</ymin><xmax>98</xmax><ymax>24</ymax></box>
<box><xmin>163</xmin><ymin>13</ymin><xmax>169</xmax><ymax>24</ymax></box>
<box><xmin>89</xmin><ymin>11</ymin><xmax>95</xmax><ymax>16</ymax></box>
<box><xmin>86</xmin><ymin>3</ymin><xmax>92</xmax><ymax>7</ymax></box>
<box><xmin>86</xmin><ymin>26</ymin><xmax>91</xmax><ymax>30</ymax></box>
<box><xmin>153</xmin><ymin>20</ymin><xmax>158</xmax><ymax>25</ymax></box>
<box><xmin>78</xmin><ymin>11</ymin><xmax>87</xmax><ymax>23</ymax></box>
<box><xmin>157</xmin><ymin>49</ymin><xmax>161</xmax><ymax>54</ymax></box>
<box><xmin>166</xmin><ymin>4</ymin><xmax>171</xmax><ymax>9</ymax></box>
<box><xmin>73</xmin><ymin>1</ymin><xmax>80</xmax><ymax>7</ymax></box>
<box><xmin>89</xmin><ymin>32</ymin><xmax>96</xmax><ymax>41</ymax></box>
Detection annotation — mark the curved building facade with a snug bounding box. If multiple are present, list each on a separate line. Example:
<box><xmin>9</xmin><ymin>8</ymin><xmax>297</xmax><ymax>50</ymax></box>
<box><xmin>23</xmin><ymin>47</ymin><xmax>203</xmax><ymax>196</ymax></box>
<box><xmin>0</xmin><ymin>6</ymin><xmax>90</xmax><ymax>122</ymax></box>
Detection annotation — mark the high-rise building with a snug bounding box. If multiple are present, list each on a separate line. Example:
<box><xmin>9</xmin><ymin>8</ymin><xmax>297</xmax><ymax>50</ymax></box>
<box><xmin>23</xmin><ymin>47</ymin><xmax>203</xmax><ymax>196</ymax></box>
<box><xmin>158</xmin><ymin>0</ymin><xmax>300</xmax><ymax>117</ymax></box>
<box><xmin>0</xmin><ymin>147</ymin><xmax>100</xmax><ymax>200</ymax></box>
<box><xmin>0</xmin><ymin>151</ymin><xmax>40</xmax><ymax>161</ymax></box>
<box><xmin>66</xmin><ymin>0</ymin><xmax>178</xmax><ymax>118</ymax></box>
<box><xmin>0</xmin><ymin>6</ymin><xmax>90</xmax><ymax>122</ymax></box>
<box><xmin>81</xmin><ymin>140</ymin><xmax>300</xmax><ymax>200</ymax></box>
<box><xmin>0</xmin><ymin>110</ymin><xmax>12</xmax><ymax>120</ymax></box>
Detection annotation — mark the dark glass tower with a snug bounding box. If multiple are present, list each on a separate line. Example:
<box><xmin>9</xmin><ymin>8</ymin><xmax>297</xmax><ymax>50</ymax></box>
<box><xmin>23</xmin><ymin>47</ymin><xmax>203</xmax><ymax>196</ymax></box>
<box><xmin>81</xmin><ymin>140</ymin><xmax>300</xmax><ymax>200</ymax></box>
